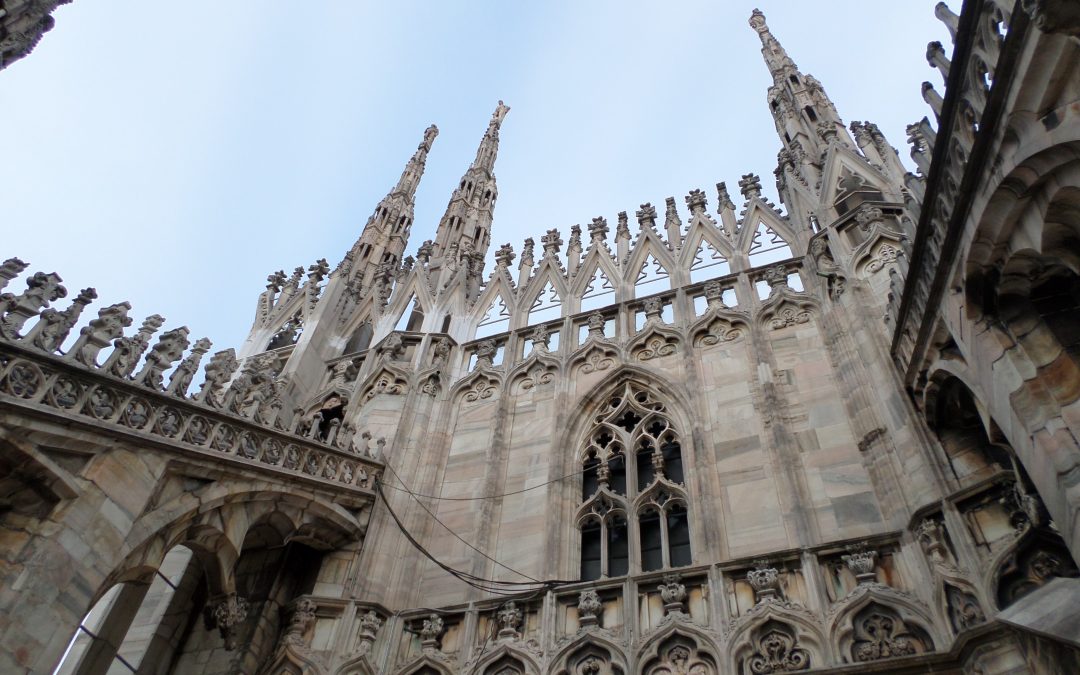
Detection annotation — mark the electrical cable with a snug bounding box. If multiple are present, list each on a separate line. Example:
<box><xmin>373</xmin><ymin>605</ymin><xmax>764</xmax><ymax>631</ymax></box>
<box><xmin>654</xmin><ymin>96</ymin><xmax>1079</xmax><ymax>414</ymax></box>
<box><xmin>377</xmin><ymin>466</ymin><xmax>589</xmax><ymax>501</ymax></box>
<box><xmin>374</xmin><ymin>470</ymin><xmax>579</xmax><ymax>594</ymax></box>
<box><xmin>381</xmin><ymin>461</ymin><xmax>544</xmax><ymax>584</ymax></box>
<box><xmin>374</xmin><ymin>480</ymin><xmax>534</xmax><ymax>596</ymax></box>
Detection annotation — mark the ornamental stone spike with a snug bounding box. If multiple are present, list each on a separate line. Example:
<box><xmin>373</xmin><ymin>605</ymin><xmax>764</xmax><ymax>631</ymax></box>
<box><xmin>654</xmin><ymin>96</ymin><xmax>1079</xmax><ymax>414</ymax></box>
<box><xmin>739</xmin><ymin>173</ymin><xmax>763</xmax><ymax>200</ymax></box>
<box><xmin>194</xmin><ymin>348</ymin><xmax>238</xmax><ymax>406</ymax></box>
<box><xmin>0</xmin><ymin>257</ymin><xmax>29</xmax><ymax>292</ymax></box>
<box><xmin>67</xmin><ymin>301</ymin><xmax>133</xmax><ymax>367</ymax></box>
<box><xmin>0</xmin><ymin>271</ymin><xmax>67</xmax><ymax>339</ymax></box>
<box><xmin>25</xmin><ymin>287</ymin><xmax>97</xmax><ymax>354</ymax></box>
<box><xmin>134</xmin><ymin>326</ymin><xmax>191</xmax><ymax>390</ymax></box>
<box><xmin>664</xmin><ymin>196</ymin><xmax>683</xmax><ymax>249</ymax></box>
<box><xmin>167</xmin><ymin>336</ymin><xmax>212</xmax><ymax>397</ymax></box>
<box><xmin>104</xmin><ymin>314</ymin><xmax>165</xmax><ymax>379</ymax></box>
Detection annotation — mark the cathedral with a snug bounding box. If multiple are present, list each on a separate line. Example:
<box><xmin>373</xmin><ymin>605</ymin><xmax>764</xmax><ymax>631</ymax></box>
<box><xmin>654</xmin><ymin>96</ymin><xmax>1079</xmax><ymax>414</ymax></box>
<box><xmin>2</xmin><ymin>2</ymin><xmax>1080</xmax><ymax>674</ymax></box>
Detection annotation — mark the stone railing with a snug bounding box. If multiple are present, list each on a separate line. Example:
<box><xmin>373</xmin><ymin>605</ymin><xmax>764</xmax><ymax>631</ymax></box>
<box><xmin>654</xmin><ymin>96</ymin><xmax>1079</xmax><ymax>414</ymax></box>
<box><xmin>0</xmin><ymin>257</ymin><xmax>383</xmax><ymax>493</ymax></box>
<box><xmin>889</xmin><ymin>0</ymin><xmax>1024</xmax><ymax>378</ymax></box>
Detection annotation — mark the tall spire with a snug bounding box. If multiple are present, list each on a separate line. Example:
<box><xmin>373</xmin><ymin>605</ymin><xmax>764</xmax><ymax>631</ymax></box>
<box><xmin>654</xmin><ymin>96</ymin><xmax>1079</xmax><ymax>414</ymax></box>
<box><xmin>471</xmin><ymin>100</ymin><xmax>510</xmax><ymax>174</ymax></box>
<box><xmin>430</xmin><ymin>101</ymin><xmax>511</xmax><ymax>271</ymax></box>
<box><xmin>343</xmin><ymin>124</ymin><xmax>438</xmax><ymax>289</ymax></box>
<box><xmin>748</xmin><ymin>9</ymin><xmax>799</xmax><ymax>85</ymax></box>
<box><xmin>748</xmin><ymin>9</ymin><xmax>851</xmax><ymax>193</ymax></box>
<box><xmin>393</xmin><ymin>124</ymin><xmax>439</xmax><ymax>201</ymax></box>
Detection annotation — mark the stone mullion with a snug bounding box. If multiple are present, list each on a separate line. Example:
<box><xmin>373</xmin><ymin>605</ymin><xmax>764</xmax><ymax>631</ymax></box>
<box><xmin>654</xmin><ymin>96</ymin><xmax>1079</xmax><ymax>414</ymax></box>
<box><xmin>744</xmin><ymin>320</ymin><xmax>820</xmax><ymax>547</ymax></box>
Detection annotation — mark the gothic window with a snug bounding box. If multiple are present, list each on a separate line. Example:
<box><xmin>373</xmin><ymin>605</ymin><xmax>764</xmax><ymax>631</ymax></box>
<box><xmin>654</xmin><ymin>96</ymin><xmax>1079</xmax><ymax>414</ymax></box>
<box><xmin>635</xmin><ymin>254</ymin><xmax>670</xmax><ymax>295</ymax></box>
<box><xmin>804</xmin><ymin>106</ymin><xmax>818</xmax><ymax>123</ymax></box>
<box><xmin>689</xmin><ymin>239</ymin><xmax>730</xmax><ymax>283</ymax></box>
<box><xmin>395</xmin><ymin>296</ymin><xmax>424</xmax><ymax>332</ymax></box>
<box><xmin>477</xmin><ymin>293</ymin><xmax>511</xmax><ymax>338</ymax></box>
<box><xmin>580</xmin><ymin>267</ymin><xmax>615</xmax><ymax>312</ymax></box>
<box><xmin>746</xmin><ymin>222</ymin><xmax>794</xmax><ymax>268</ymax></box>
<box><xmin>529</xmin><ymin>280</ymin><xmax>562</xmax><ymax>325</ymax></box>
<box><xmin>577</xmin><ymin>383</ymin><xmax>690</xmax><ymax>580</ymax></box>
<box><xmin>833</xmin><ymin>172</ymin><xmax>884</xmax><ymax>217</ymax></box>
<box><xmin>267</xmin><ymin>314</ymin><xmax>303</xmax><ymax>350</ymax></box>
<box><xmin>345</xmin><ymin>321</ymin><xmax>373</xmax><ymax>354</ymax></box>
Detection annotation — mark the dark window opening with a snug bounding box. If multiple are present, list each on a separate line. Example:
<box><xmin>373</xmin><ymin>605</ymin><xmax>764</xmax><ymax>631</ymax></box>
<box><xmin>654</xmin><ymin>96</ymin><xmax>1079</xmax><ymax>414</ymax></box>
<box><xmin>582</xmin><ymin>456</ymin><xmax>600</xmax><ymax>501</ymax></box>
<box><xmin>789</xmin><ymin>74</ymin><xmax>799</xmax><ymax>85</ymax></box>
<box><xmin>440</xmin><ymin>315</ymin><xmax>452</xmax><ymax>333</ymax></box>
<box><xmin>636</xmin><ymin>445</ymin><xmax>656</xmax><ymax>491</ymax></box>
<box><xmin>804</xmin><ymin>106</ymin><xmax>818</xmax><ymax>122</ymax></box>
<box><xmin>581</xmin><ymin>522</ymin><xmax>602</xmax><ymax>581</ymax></box>
<box><xmin>608</xmin><ymin>453</ymin><xmax>627</xmax><ymax>496</ymax></box>
<box><xmin>640</xmin><ymin>510</ymin><xmax>663</xmax><ymax>572</ymax></box>
<box><xmin>608</xmin><ymin>516</ymin><xmax>629</xmax><ymax>577</ymax></box>
<box><xmin>667</xmin><ymin>505</ymin><xmax>691</xmax><ymax>567</ymax></box>
<box><xmin>345</xmin><ymin>322</ymin><xmax>373</xmax><ymax>354</ymax></box>
<box><xmin>661</xmin><ymin>440</ymin><xmax>684</xmax><ymax>484</ymax></box>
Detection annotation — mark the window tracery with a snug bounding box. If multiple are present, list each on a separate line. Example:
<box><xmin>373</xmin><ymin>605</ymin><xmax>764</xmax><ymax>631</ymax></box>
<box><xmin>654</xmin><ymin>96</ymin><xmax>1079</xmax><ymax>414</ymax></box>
<box><xmin>578</xmin><ymin>383</ymin><xmax>690</xmax><ymax>580</ymax></box>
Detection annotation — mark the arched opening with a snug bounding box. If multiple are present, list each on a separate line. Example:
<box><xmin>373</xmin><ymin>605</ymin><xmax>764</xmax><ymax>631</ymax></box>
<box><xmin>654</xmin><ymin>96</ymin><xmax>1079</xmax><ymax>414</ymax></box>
<box><xmin>345</xmin><ymin>321</ymin><xmax>373</xmax><ymax>354</ymax></box>
<box><xmin>170</xmin><ymin>522</ymin><xmax>325</xmax><ymax>672</ymax></box>
<box><xmin>54</xmin><ymin>545</ymin><xmax>203</xmax><ymax>675</ymax></box>
<box><xmin>575</xmin><ymin>381</ymin><xmax>691</xmax><ymax>579</ymax></box>
<box><xmin>930</xmin><ymin>377</ymin><xmax>1011</xmax><ymax>482</ymax></box>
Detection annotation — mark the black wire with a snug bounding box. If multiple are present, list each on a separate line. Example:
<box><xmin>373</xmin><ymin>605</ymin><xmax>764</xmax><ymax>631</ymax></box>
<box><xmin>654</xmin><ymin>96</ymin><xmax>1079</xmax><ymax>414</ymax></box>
<box><xmin>374</xmin><ymin>480</ymin><xmax>557</xmax><ymax>595</ymax></box>
<box><xmin>378</xmin><ymin>466</ymin><xmax>588</xmax><ymax>501</ymax></box>
<box><xmin>374</xmin><ymin>477</ymin><xmax>578</xmax><ymax>593</ymax></box>
<box><xmin>381</xmin><ymin>462</ymin><xmax>543</xmax><ymax>584</ymax></box>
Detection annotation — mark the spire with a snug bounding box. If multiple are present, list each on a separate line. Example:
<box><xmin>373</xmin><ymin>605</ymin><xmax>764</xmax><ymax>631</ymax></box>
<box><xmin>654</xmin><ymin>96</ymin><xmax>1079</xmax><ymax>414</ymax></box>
<box><xmin>749</xmin><ymin>9</ymin><xmax>852</xmax><ymax>197</ymax></box>
<box><xmin>342</xmin><ymin>124</ymin><xmax>438</xmax><ymax>288</ymax></box>
<box><xmin>471</xmin><ymin>100</ymin><xmax>510</xmax><ymax>174</ymax></box>
<box><xmin>430</xmin><ymin>101</ymin><xmax>511</xmax><ymax>270</ymax></box>
<box><xmin>393</xmin><ymin>124</ymin><xmax>439</xmax><ymax>201</ymax></box>
<box><xmin>748</xmin><ymin>9</ymin><xmax>799</xmax><ymax>85</ymax></box>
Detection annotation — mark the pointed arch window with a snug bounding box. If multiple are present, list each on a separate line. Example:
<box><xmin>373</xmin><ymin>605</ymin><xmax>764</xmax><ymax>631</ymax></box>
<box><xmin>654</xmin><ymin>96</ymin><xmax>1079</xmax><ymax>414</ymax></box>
<box><xmin>689</xmin><ymin>239</ymin><xmax>730</xmax><ymax>283</ymax></box>
<box><xmin>746</xmin><ymin>221</ymin><xmax>794</xmax><ymax>267</ymax></box>
<box><xmin>580</xmin><ymin>266</ymin><xmax>615</xmax><ymax>312</ymax></box>
<box><xmin>528</xmin><ymin>280</ymin><xmax>562</xmax><ymax>325</ymax></box>
<box><xmin>395</xmin><ymin>296</ymin><xmax>425</xmax><ymax>332</ymax></box>
<box><xmin>476</xmin><ymin>293</ymin><xmax>511</xmax><ymax>338</ymax></box>
<box><xmin>634</xmin><ymin>254</ymin><xmax>670</xmax><ymax>295</ymax></box>
<box><xmin>577</xmin><ymin>383</ymin><xmax>690</xmax><ymax>581</ymax></box>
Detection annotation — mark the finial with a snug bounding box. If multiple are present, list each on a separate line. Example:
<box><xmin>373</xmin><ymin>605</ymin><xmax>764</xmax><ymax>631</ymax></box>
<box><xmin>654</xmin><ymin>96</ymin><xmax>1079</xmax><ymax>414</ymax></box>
<box><xmin>749</xmin><ymin>8</ymin><xmax>768</xmax><ymax>33</ymax></box>
<box><xmin>422</xmin><ymin>124</ymin><xmax>439</xmax><ymax>149</ymax></box>
<box><xmin>490</xmin><ymin>100</ymin><xmax>511</xmax><ymax>129</ymax></box>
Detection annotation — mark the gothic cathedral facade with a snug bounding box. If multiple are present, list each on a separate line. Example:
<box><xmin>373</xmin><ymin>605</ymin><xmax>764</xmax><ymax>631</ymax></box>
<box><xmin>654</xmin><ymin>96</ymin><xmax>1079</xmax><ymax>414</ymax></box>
<box><xmin>3</xmin><ymin>3</ymin><xmax>1080</xmax><ymax>674</ymax></box>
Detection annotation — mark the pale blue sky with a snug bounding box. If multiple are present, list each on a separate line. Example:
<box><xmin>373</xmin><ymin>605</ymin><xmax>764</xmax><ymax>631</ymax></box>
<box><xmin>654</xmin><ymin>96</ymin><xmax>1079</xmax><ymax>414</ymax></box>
<box><xmin>1</xmin><ymin>2</ymin><xmax>947</xmax><ymax>354</ymax></box>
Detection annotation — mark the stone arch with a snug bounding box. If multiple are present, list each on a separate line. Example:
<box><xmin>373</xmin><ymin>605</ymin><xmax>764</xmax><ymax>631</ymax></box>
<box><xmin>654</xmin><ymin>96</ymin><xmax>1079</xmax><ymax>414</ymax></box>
<box><xmin>549</xmin><ymin>634</ymin><xmax>628</xmax><ymax>675</ymax></box>
<box><xmin>262</xmin><ymin>645</ymin><xmax>327</xmax><ymax>675</ymax></box>
<box><xmin>468</xmin><ymin>643</ymin><xmax>540</xmax><ymax>675</ymax></box>
<box><xmin>990</xmin><ymin>526</ymin><xmax>1080</xmax><ymax>610</ymax></box>
<box><xmin>923</xmin><ymin>374</ymin><xmax>1012</xmax><ymax>482</ymax></box>
<box><xmin>637</xmin><ymin>626</ymin><xmax>720</xmax><ymax>675</ymax></box>
<box><xmin>106</xmin><ymin>486</ymin><xmax>362</xmax><ymax>603</ymax></box>
<box><xmin>727</xmin><ymin>604</ymin><xmax>828</xmax><ymax>674</ymax></box>
<box><xmin>394</xmin><ymin>654</ymin><xmax>454</xmax><ymax>675</ymax></box>
<box><xmin>756</xmin><ymin>286</ymin><xmax>818</xmax><ymax>332</ymax></box>
<box><xmin>828</xmin><ymin>589</ymin><xmax>937</xmax><ymax>666</ymax></box>
<box><xmin>334</xmin><ymin>652</ymin><xmax>377</xmax><ymax>675</ymax></box>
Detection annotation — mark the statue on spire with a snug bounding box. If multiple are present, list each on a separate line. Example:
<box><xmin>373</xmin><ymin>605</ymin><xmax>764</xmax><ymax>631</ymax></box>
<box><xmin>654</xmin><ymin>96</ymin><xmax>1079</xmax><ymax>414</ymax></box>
<box><xmin>490</xmin><ymin>100</ymin><xmax>511</xmax><ymax>130</ymax></box>
<box><xmin>422</xmin><ymin>124</ymin><xmax>439</xmax><ymax>150</ymax></box>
